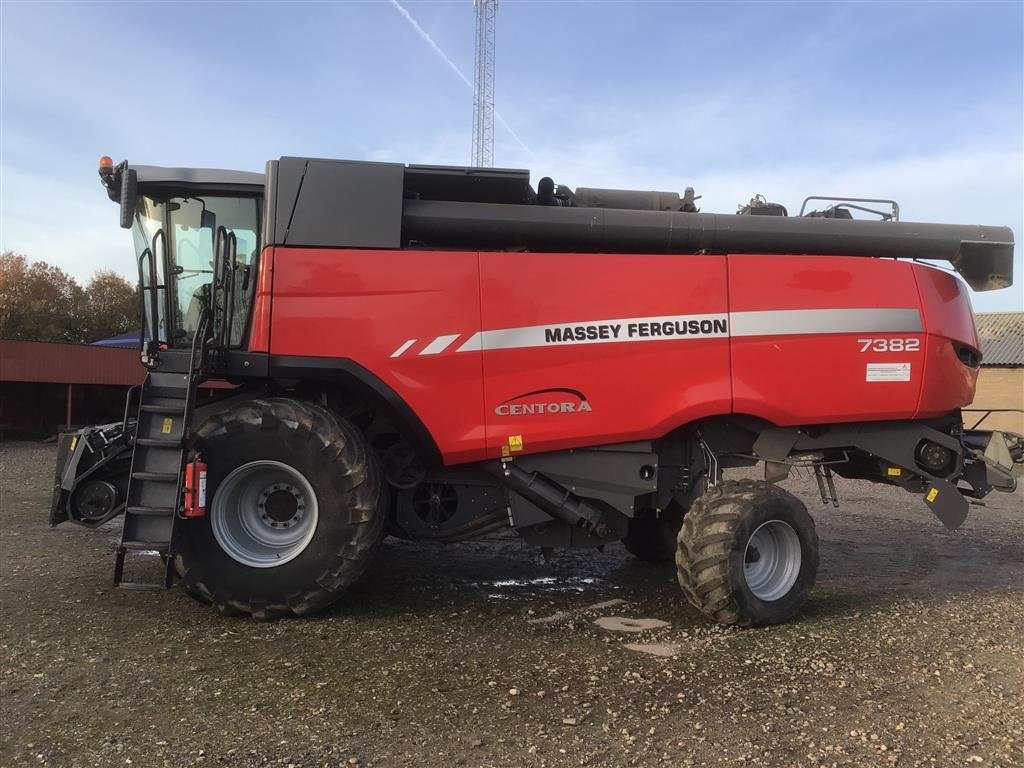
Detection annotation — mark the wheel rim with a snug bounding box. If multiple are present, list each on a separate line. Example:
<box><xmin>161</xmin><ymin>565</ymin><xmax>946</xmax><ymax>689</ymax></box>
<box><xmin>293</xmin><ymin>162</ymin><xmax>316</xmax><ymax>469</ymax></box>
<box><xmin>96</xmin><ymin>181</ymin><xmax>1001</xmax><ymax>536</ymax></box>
<box><xmin>73</xmin><ymin>480</ymin><xmax>118</xmax><ymax>521</ymax></box>
<box><xmin>210</xmin><ymin>460</ymin><xmax>319</xmax><ymax>568</ymax></box>
<box><xmin>743</xmin><ymin>519</ymin><xmax>802</xmax><ymax>601</ymax></box>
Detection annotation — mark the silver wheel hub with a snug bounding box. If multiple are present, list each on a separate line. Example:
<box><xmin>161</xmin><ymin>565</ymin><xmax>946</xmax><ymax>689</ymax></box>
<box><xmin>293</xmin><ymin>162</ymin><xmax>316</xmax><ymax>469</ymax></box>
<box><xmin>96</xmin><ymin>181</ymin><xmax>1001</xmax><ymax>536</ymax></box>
<box><xmin>211</xmin><ymin>460</ymin><xmax>319</xmax><ymax>568</ymax></box>
<box><xmin>744</xmin><ymin>519</ymin><xmax>801</xmax><ymax>601</ymax></box>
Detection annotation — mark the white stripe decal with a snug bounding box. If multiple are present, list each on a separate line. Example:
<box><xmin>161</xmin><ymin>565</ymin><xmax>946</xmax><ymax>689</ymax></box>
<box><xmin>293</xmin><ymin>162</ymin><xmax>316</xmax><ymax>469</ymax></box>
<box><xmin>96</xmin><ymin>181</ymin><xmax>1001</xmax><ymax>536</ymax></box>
<box><xmin>390</xmin><ymin>339</ymin><xmax>416</xmax><ymax>358</ymax></box>
<box><xmin>457</xmin><ymin>313</ymin><xmax>729</xmax><ymax>353</ymax></box>
<box><xmin>456</xmin><ymin>333</ymin><xmax>482</xmax><ymax>353</ymax></box>
<box><xmin>411</xmin><ymin>307</ymin><xmax>925</xmax><ymax>358</ymax></box>
<box><xmin>419</xmin><ymin>333</ymin><xmax>462</xmax><ymax>356</ymax></box>
<box><xmin>730</xmin><ymin>308</ymin><xmax>922</xmax><ymax>337</ymax></box>
<box><xmin>419</xmin><ymin>308</ymin><xmax>923</xmax><ymax>356</ymax></box>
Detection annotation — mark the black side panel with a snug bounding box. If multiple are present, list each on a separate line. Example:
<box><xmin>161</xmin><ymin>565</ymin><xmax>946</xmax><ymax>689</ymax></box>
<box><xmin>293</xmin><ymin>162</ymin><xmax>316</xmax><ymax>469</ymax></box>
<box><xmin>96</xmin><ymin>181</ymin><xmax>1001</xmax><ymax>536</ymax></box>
<box><xmin>752</xmin><ymin>419</ymin><xmax>964</xmax><ymax>474</ymax></box>
<box><xmin>405</xmin><ymin>164</ymin><xmax>532</xmax><ymax>204</ymax></box>
<box><xmin>262</xmin><ymin>159</ymin><xmax>280</xmax><ymax>248</ymax></box>
<box><xmin>270</xmin><ymin>157</ymin><xmax>404</xmax><ymax>249</ymax></box>
<box><xmin>270</xmin><ymin>156</ymin><xmax>306</xmax><ymax>245</ymax></box>
<box><xmin>268</xmin><ymin>354</ymin><xmax>441</xmax><ymax>465</ymax></box>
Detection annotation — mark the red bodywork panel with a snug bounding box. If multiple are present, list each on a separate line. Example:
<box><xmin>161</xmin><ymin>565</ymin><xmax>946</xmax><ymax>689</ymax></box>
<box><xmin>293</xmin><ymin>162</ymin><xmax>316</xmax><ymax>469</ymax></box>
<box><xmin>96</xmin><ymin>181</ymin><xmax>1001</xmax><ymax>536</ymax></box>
<box><xmin>728</xmin><ymin>255</ymin><xmax>923</xmax><ymax>424</ymax></box>
<box><xmin>262</xmin><ymin>248</ymin><xmax>979</xmax><ymax>465</ymax></box>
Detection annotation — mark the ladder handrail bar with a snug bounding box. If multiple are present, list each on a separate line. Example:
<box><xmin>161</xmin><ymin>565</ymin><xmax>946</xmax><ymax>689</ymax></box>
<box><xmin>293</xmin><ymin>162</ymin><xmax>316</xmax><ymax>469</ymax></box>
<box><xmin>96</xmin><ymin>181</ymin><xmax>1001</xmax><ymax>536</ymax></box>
<box><xmin>149</xmin><ymin>229</ymin><xmax>166</xmax><ymax>344</ymax></box>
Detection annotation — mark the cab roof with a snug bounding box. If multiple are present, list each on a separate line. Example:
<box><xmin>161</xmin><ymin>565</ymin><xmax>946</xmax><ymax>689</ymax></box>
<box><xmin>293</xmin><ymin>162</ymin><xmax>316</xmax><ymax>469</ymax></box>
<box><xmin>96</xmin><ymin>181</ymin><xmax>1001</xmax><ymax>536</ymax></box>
<box><xmin>133</xmin><ymin>164</ymin><xmax>265</xmax><ymax>188</ymax></box>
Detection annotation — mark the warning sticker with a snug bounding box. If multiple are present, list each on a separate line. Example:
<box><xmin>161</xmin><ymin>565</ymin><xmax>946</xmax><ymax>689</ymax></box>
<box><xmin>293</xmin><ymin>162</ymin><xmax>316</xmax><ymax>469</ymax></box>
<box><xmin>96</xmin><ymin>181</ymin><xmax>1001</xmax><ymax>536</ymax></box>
<box><xmin>866</xmin><ymin>363</ymin><xmax>911</xmax><ymax>382</ymax></box>
<box><xmin>161</xmin><ymin>417</ymin><xmax>174</xmax><ymax>434</ymax></box>
<box><xmin>508</xmin><ymin>435</ymin><xmax>524</xmax><ymax>452</ymax></box>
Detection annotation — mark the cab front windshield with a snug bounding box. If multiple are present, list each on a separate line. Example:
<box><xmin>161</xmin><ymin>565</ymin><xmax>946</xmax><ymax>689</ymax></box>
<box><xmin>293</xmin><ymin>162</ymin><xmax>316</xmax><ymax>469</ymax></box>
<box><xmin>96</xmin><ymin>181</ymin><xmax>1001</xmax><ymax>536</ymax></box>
<box><xmin>132</xmin><ymin>195</ymin><xmax>259</xmax><ymax>347</ymax></box>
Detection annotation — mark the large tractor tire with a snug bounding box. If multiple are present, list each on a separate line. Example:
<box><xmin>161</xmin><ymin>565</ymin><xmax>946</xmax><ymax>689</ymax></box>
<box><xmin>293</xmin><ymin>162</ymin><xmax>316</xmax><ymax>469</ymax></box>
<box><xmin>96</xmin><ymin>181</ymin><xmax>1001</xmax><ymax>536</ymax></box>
<box><xmin>176</xmin><ymin>397</ymin><xmax>385</xmax><ymax>619</ymax></box>
<box><xmin>622</xmin><ymin>499</ymin><xmax>686</xmax><ymax>562</ymax></box>
<box><xmin>676</xmin><ymin>479</ymin><xmax>818</xmax><ymax>627</ymax></box>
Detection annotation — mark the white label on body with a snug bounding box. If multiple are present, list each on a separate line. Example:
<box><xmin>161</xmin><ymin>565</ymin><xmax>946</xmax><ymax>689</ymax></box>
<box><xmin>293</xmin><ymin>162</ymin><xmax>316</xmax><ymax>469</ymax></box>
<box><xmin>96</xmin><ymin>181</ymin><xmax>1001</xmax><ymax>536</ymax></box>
<box><xmin>866</xmin><ymin>362</ymin><xmax>912</xmax><ymax>382</ymax></box>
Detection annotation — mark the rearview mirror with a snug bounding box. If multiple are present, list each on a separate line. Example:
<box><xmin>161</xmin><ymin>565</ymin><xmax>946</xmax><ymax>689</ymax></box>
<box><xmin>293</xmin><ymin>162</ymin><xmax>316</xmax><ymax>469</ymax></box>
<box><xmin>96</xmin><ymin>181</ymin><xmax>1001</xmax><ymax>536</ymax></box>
<box><xmin>119</xmin><ymin>168</ymin><xmax>138</xmax><ymax>229</ymax></box>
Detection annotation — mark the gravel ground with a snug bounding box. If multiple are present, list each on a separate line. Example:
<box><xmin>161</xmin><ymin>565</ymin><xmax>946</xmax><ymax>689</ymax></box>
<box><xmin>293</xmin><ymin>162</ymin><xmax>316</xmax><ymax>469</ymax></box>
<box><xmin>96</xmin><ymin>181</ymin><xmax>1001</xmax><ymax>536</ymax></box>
<box><xmin>2</xmin><ymin>440</ymin><xmax>1022</xmax><ymax>768</ymax></box>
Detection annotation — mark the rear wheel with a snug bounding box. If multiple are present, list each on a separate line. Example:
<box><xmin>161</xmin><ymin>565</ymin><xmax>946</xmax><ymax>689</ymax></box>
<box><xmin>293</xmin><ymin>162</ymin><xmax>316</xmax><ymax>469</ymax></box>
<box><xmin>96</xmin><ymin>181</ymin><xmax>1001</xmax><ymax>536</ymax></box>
<box><xmin>676</xmin><ymin>479</ymin><xmax>818</xmax><ymax>627</ymax></box>
<box><xmin>177</xmin><ymin>397</ymin><xmax>384</xmax><ymax>619</ymax></box>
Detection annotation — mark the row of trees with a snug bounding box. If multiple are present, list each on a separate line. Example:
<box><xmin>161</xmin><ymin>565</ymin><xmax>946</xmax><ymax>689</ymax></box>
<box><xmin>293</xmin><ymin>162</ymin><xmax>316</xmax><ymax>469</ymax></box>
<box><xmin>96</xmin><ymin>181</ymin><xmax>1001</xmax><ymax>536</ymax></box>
<box><xmin>0</xmin><ymin>251</ymin><xmax>139</xmax><ymax>344</ymax></box>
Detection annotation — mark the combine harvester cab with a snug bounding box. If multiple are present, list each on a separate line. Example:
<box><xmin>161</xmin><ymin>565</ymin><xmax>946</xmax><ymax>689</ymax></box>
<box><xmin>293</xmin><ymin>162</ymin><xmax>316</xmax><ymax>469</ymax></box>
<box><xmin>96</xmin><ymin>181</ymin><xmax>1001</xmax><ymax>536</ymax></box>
<box><xmin>50</xmin><ymin>155</ymin><xmax>1021</xmax><ymax>625</ymax></box>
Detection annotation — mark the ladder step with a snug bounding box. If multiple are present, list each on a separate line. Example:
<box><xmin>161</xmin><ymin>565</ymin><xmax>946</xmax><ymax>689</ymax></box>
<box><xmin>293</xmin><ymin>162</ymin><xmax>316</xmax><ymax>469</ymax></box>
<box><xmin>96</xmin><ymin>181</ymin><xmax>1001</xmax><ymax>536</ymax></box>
<box><xmin>117</xmin><ymin>582</ymin><xmax>166</xmax><ymax>592</ymax></box>
<box><xmin>131</xmin><ymin>471</ymin><xmax>179</xmax><ymax>483</ymax></box>
<box><xmin>139</xmin><ymin>404</ymin><xmax>185</xmax><ymax>414</ymax></box>
<box><xmin>135</xmin><ymin>437</ymin><xmax>183</xmax><ymax>448</ymax></box>
<box><xmin>121</xmin><ymin>540</ymin><xmax>169</xmax><ymax>551</ymax></box>
<box><xmin>126</xmin><ymin>505</ymin><xmax>176</xmax><ymax>516</ymax></box>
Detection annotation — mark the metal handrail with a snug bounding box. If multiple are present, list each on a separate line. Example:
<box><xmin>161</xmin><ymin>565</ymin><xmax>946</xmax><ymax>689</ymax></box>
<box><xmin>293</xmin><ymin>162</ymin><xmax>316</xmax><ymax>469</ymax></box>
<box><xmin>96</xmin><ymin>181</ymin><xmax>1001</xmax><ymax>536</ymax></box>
<box><xmin>799</xmin><ymin>196</ymin><xmax>900</xmax><ymax>221</ymax></box>
<box><xmin>121</xmin><ymin>384</ymin><xmax>141</xmax><ymax>438</ymax></box>
<box><xmin>136</xmin><ymin>247</ymin><xmax>152</xmax><ymax>350</ymax></box>
<box><xmin>150</xmin><ymin>229</ymin><xmax>167</xmax><ymax>344</ymax></box>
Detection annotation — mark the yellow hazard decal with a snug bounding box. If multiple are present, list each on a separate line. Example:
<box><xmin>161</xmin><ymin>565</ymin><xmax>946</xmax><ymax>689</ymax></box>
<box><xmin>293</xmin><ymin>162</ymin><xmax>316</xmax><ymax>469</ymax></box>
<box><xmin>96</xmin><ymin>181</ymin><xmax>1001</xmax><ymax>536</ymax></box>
<box><xmin>926</xmin><ymin>488</ymin><xmax>939</xmax><ymax>502</ymax></box>
<box><xmin>161</xmin><ymin>418</ymin><xmax>173</xmax><ymax>435</ymax></box>
<box><xmin>69</xmin><ymin>436</ymin><xmax>78</xmax><ymax>452</ymax></box>
<box><xmin>887</xmin><ymin>467</ymin><xmax>902</xmax><ymax>477</ymax></box>
<box><xmin>508</xmin><ymin>434</ymin><xmax>524</xmax><ymax>452</ymax></box>
<box><xmin>501</xmin><ymin>444</ymin><xmax>511</xmax><ymax>457</ymax></box>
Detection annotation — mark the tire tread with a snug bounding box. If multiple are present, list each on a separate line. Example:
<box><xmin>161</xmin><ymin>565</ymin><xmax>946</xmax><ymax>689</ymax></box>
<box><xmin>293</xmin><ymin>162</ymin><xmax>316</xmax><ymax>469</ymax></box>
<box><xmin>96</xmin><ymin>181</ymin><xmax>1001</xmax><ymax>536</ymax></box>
<box><xmin>676</xmin><ymin>479</ymin><xmax>816</xmax><ymax>627</ymax></box>
<box><xmin>179</xmin><ymin>397</ymin><xmax>385</xmax><ymax>619</ymax></box>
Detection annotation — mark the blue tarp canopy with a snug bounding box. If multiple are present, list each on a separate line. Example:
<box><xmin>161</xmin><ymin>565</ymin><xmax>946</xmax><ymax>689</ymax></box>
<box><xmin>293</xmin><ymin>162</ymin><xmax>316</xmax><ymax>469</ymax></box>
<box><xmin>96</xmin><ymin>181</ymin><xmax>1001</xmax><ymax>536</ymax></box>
<box><xmin>91</xmin><ymin>331</ymin><xmax>144</xmax><ymax>348</ymax></box>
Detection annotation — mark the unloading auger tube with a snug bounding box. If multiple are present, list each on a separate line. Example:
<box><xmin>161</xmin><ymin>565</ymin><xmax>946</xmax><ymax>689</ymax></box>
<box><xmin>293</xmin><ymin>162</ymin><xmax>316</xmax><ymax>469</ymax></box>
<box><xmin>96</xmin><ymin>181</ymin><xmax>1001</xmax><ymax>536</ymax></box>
<box><xmin>401</xmin><ymin>200</ymin><xmax>1014</xmax><ymax>292</ymax></box>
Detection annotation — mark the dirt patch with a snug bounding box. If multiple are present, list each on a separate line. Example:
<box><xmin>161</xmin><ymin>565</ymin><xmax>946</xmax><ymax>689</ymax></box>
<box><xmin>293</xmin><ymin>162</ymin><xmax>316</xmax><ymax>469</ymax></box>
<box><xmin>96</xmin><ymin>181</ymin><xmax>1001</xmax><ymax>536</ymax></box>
<box><xmin>2</xmin><ymin>441</ymin><xmax>1022</xmax><ymax>767</ymax></box>
<box><xmin>594</xmin><ymin>616</ymin><xmax>670</xmax><ymax>633</ymax></box>
<box><xmin>623</xmin><ymin>642</ymin><xmax>680</xmax><ymax>658</ymax></box>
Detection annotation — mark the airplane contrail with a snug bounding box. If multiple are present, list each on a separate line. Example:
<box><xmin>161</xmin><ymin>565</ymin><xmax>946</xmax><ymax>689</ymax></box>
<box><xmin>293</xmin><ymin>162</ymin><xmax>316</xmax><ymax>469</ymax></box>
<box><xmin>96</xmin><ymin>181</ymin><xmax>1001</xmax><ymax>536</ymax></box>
<box><xmin>388</xmin><ymin>0</ymin><xmax>533</xmax><ymax>157</ymax></box>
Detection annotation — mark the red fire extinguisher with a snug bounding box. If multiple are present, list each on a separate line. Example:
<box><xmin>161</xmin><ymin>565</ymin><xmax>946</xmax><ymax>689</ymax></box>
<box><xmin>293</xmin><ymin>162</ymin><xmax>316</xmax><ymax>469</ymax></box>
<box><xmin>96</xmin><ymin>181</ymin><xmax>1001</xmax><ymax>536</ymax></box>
<box><xmin>183</xmin><ymin>455</ymin><xmax>208</xmax><ymax>518</ymax></box>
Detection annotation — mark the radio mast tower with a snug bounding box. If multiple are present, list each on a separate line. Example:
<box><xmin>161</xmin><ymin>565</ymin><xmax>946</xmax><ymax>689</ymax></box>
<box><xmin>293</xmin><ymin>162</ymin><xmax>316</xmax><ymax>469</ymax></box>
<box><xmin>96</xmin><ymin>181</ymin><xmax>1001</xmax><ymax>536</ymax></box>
<box><xmin>471</xmin><ymin>0</ymin><xmax>497</xmax><ymax>167</ymax></box>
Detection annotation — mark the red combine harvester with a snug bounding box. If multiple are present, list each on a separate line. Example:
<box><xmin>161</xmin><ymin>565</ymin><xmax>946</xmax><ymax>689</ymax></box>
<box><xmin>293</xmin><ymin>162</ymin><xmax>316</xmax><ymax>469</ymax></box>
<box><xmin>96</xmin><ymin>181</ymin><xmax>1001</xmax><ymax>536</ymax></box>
<box><xmin>51</xmin><ymin>156</ymin><xmax>1021</xmax><ymax>625</ymax></box>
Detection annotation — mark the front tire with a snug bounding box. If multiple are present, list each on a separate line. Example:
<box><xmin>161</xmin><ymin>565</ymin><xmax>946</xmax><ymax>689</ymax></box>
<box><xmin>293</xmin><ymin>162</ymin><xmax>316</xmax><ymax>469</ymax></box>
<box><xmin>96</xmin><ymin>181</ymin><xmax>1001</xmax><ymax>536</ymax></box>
<box><xmin>676</xmin><ymin>479</ymin><xmax>818</xmax><ymax>627</ymax></box>
<box><xmin>177</xmin><ymin>397</ymin><xmax>384</xmax><ymax>619</ymax></box>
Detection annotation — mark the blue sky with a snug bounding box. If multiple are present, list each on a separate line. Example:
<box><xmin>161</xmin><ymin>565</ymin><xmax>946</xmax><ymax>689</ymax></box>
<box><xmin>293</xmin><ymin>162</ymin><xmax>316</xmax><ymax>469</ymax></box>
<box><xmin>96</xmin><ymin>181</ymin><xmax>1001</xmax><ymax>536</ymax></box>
<box><xmin>2</xmin><ymin>0</ymin><xmax>1021</xmax><ymax>311</ymax></box>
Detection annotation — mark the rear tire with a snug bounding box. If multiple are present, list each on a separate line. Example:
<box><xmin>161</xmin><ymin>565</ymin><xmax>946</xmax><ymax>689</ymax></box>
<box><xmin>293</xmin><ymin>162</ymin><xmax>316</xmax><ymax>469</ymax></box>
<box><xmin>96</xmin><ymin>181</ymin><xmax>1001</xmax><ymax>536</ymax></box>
<box><xmin>177</xmin><ymin>397</ymin><xmax>384</xmax><ymax>619</ymax></box>
<box><xmin>676</xmin><ymin>479</ymin><xmax>818</xmax><ymax>627</ymax></box>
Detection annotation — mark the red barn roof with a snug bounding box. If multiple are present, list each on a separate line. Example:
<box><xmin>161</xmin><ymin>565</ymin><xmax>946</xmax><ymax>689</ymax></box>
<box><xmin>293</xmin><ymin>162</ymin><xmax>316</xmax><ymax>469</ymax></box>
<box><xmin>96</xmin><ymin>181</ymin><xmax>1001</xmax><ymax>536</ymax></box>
<box><xmin>0</xmin><ymin>339</ymin><xmax>144</xmax><ymax>386</ymax></box>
